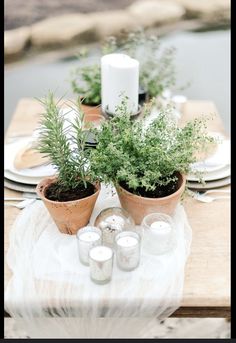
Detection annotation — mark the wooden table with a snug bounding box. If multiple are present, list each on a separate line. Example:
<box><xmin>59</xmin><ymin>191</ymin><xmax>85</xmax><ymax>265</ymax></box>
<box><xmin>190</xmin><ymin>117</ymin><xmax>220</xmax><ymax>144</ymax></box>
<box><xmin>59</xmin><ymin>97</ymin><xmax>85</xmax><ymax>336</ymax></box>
<box><xmin>4</xmin><ymin>98</ymin><xmax>230</xmax><ymax>318</ymax></box>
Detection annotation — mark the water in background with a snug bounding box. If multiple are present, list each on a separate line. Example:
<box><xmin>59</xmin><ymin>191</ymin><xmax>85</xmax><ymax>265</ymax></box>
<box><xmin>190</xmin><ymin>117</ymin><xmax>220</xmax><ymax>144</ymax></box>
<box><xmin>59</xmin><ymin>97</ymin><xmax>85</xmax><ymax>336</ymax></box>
<box><xmin>4</xmin><ymin>29</ymin><xmax>230</xmax><ymax>133</ymax></box>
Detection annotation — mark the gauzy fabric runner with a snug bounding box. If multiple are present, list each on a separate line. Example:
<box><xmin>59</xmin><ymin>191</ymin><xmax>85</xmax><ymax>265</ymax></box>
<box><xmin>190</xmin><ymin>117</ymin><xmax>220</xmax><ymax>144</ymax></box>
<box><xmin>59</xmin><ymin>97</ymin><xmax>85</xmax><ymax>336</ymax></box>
<box><xmin>5</xmin><ymin>184</ymin><xmax>192</xmax><ymax>338</ymax></box>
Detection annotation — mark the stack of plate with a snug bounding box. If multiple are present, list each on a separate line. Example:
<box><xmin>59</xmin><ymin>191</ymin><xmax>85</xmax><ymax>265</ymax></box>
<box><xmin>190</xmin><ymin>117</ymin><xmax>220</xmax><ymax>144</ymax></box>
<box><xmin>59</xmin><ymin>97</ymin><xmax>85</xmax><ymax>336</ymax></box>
<box><xmin>187</xmin><ymin>133</ymin><xmax>230</xmax><ymax>190</ymax></box>
<box><xmin>4</xmin><ymin>137</ymin><xmax>56</xmax><ymax>193</ymax></box>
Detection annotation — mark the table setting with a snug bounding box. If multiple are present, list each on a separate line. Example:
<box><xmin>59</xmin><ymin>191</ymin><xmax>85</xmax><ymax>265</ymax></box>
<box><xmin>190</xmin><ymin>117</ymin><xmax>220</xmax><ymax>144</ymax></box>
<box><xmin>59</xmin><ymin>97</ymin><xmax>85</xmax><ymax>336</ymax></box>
<box><xmin>4</xmin><ymin>37</ymin><xmax>231</xmax><ymax>338</ymax></box>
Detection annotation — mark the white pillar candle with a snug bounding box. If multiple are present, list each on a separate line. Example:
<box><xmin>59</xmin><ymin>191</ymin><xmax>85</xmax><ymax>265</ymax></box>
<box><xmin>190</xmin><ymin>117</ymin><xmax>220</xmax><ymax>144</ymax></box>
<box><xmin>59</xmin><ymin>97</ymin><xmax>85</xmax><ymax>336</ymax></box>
<box><xmin>76</xmin><ymin>226</ymin><xmax>102</xmax><ymax>265</ymax></box>
<box><xmin>89</xmin><ymin>245</ymin><xmax>114</xmax><ymax>284</ymax></box>
<box><xmin>115</xmin><ymin>231</ymin><xmax>141</xmax><ymax>271</ymax></box>
<box><xmin>101</xmin><ymin>53</ymin><xmax>139</xmax><ymax>115</ymax></box>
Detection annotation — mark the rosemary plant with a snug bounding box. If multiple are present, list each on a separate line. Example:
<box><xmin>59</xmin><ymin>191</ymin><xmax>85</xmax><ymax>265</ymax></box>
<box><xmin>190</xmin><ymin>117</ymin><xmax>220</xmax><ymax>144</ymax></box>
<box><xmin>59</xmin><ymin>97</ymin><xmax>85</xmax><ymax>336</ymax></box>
<box><xmin>37</xmin><ymin>92</ymin><xmax>93</xmax><ymax>191</ymax></box>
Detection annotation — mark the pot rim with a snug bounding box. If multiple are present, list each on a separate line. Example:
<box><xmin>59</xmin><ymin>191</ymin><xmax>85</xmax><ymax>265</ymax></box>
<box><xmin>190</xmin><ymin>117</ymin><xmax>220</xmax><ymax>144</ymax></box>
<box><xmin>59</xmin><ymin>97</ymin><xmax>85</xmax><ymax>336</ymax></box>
<box><xmin>116</xmin><ymin>172</ymin><xmax>186</xmax><ymax>202</ymax></box>
<box><xmin>80</xmin><ymin>96</ymin><xmax>101</xmax><ymax>107</ymax></box>
<box><xmin>36</xmin><ymin>175</ymin><xmax>101</xmax><ymax>205</ymax></box>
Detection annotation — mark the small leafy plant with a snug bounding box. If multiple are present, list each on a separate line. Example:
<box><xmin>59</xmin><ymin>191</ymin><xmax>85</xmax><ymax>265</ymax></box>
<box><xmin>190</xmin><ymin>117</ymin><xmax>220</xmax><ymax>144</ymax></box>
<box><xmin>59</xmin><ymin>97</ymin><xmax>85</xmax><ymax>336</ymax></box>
<box><xmin>103</xmin><ymin>29</ymin><xmax>177</xmax><ymax>98</ymax></box>
<box><xmin>90</xmin><ymin>97</ymin><xmax>214</xmax><ymax>197</ymax></box>
<box><xmin>71</xmin><ymin>63</ymin><xmax>101</xmax><ymax>106</ymax></box>
<box><xmin>37</xmin><ymin>92</ymin><xmax>95</xmax><ymax>198</ymax></box>
<box><xmin>70</xmin><ymin>29</ymin><xmax>178</xmax><ymax>105</ymax></box>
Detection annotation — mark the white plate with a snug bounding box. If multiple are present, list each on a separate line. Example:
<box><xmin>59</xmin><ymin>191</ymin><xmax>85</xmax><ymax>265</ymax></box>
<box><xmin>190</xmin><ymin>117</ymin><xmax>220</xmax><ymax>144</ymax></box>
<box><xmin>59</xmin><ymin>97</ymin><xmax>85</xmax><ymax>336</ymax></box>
<box><xmin>4</xmin><ymin>177</ymin><xmax>37</xmax><ymax>193</ymax></box>
<box><xmin>187</xmin><ymin>164</ymin><xmax>230</xmax><ymax>182</ymax></box>
<box><xmin>190</xmin><ymin>134</ymin><xmax>230</xmax><ymax>173</ymax></box>
<box><xmin>187</xmin><ymin>176</ymin><xmax>231</xmax><ymax>190</ymax></box>
<box><xmin>4</xmin><ymin>137</ymin><xmax>56</xmax><ymax>178</ymax></box>
<box><xmin>4</xmin><ymin>169</ymin><xmax>46</xmax><ymax>185</ymax></box>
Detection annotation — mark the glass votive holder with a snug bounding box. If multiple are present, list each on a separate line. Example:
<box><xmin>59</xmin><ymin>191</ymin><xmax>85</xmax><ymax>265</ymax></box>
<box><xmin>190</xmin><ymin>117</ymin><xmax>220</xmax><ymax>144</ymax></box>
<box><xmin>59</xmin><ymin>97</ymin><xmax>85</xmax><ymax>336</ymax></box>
<box><xmin>141</xmin><ymin>213</ymin><xmax>176</xmax><ymax>255</ymax></box>
<box><xmin>89</xmin><ymin>245</ymin><xmax>114</xmax><ymax>284</ymax></box>
<box><xmin>115</xmin><ymin>231</ymin><xmax>141</xmax><ymax>271</ymax></box>
<box><xmin>76</xmin><ymin>226</ymin><xmax>102</xmax><ymax>265</ymax></box>
<box><xmin>94</xmin><ymin>207</ymin><xmax>135</xmax><ymax>248</ymax></box>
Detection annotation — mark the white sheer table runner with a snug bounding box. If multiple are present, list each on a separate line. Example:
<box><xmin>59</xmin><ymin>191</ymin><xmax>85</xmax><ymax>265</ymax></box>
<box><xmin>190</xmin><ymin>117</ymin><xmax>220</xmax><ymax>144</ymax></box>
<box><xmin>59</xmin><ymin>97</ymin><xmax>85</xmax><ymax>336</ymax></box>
<box><xmin>5</xmin><ymin>184</ymin><xmax>192</xmax><ymax>338</ymax></box>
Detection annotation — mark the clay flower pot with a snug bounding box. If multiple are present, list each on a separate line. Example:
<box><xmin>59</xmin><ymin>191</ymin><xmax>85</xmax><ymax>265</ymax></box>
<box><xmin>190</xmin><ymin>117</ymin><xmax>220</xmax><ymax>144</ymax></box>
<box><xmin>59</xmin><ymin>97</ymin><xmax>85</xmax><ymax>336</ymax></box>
<box><xmin>80</xmin><ymin>97</ymin><xmax>101</xmax><ymax>116</ymax></box>
<box><xmin>83</xmin><ymin>113</ymin><xmax>105</xmax><ymax>129</ymax></box>
<box><xmin>36</xmin><ymin>176</ymin><xmax>101</xmax><ymax>235</ymax></box>
<box><xmin>116</xmin><ymin>173</ymin><xmax>186</xmax><ymax>224</ymax></box>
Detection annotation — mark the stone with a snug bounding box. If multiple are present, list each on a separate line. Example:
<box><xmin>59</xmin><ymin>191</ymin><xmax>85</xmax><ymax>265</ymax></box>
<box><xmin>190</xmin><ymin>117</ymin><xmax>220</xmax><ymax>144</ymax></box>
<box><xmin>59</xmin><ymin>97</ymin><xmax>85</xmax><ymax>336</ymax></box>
<box><xmin>4</xmin><ymin>26</ymin><xmax>31</xmax><ymax>61</ymax></box>
<box><xmin>127</xmin><ymin>0</ymin><xmax>185</xmax><ymax>28</ymax></box>
<box><xmin>31</xmin><ymin>14</ymin><xmax>97</xmax><ymax>48</ymax></box>
<box><xmin>174</xmin><ymin>0</ymin><xmax>230</xmax><ymax>21</ymax></box>
<box><xmin>88</xmin><ymin>10</ymin><xmax>139</xmax><ymax>39</ymax></box>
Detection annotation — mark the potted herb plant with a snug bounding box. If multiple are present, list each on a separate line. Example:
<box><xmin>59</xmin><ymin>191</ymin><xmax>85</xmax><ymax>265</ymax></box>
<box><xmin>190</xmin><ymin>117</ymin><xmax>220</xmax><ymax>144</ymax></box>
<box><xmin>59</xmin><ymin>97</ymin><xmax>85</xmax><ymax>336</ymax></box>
<box><xmin>70</xmin><ymin>29</ymin><xmax>179</xmax><ymax>111</ymax></box>
<box><xmin>90</xmin><ymin>97</ymin><xmax>214</xmax><ymax>224</ymax></box>
<box><xmin>70</xmin><ymin>49</ymin><xmax>102</xmax><ymax>115</ymax></box>
<box><xmin>102</xmin><ymin>29</ymin><xmax>178</xmax><ymax>101</ymax></box>
<box><xmin>36</xmin><ymin>92</ymin><xmax>101</xmax><ymax>234</ymax></box>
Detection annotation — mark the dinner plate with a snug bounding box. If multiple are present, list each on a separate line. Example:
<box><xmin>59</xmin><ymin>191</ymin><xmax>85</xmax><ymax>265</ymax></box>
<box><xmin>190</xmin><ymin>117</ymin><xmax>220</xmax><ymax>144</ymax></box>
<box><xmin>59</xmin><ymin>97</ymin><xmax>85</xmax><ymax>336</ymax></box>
<box><xmin>4</xmin><ymin>169</ymin><xmax>46</xmax><ymax>185</ymax></box>
<box><xmin>187</xmin><ymin>176</ymin><xmax>231</xmax><ymax>190</ymax></box>
<box><xmin>4</xmin><ymin>177</ymin><xmax>37</xmax><ymax>193</ymax></box>
<box><xmin>187</xmin><ymin>164</ymin><xmax>230</xmax><ymax>182</ymax></box>
<box><xmin>4</xmin><ymin>137</ymin><xmax>56</xmax><ymax>178</ymax></box>
<box><xmin>190</xmin><ymin>134</ymin><xmax>230</xmax><ymax>173</ymax></box>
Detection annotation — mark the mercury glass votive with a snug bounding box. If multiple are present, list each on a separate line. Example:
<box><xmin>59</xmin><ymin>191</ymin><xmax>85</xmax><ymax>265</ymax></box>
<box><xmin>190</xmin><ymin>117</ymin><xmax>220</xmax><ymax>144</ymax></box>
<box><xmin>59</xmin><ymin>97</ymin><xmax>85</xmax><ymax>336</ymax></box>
<box><xmin>94</xmin><ymin>207</ymin><xmax>135</xmax><ymax>248</ymax></box>
<box><xmin>89</xmin><ymin>245</ymin><xmax>114</xmax><ymax>284</ymax></box>
<box><xmin>115</xmin><ymin>231</ymin><xmax>141</xmax><ymax>271</ymax></box>
<box><xmin>141</xmin><ymin>213</ymin><xmax>176</xmax><ymax>255</ymax></box>
<box><xmin>76</xmin><ymin>226</ymin><xmax>102</xmax><ymax>265</ymax></box>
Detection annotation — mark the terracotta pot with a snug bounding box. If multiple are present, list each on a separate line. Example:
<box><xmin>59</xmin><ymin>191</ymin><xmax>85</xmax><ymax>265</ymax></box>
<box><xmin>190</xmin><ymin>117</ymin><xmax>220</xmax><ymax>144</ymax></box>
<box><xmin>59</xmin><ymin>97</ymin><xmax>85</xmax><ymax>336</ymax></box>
<box><xmin>36</xmin><ymin>176</ymin><xmax>101</xmax><ymax>235</ymax></box>
<box><xmin>81</xmin><ymin>102</ymin><xmax>101</xmax><ymax>116</ymax></box>
<box><xmin>83</xmin><ymin>113</ymin><xmax>105</xmax><ymax>130</ymax></box>
<box><xmin>116</xmin><ymin>173</ymin><xmax>186</xmax><ymax>224</ymax></box>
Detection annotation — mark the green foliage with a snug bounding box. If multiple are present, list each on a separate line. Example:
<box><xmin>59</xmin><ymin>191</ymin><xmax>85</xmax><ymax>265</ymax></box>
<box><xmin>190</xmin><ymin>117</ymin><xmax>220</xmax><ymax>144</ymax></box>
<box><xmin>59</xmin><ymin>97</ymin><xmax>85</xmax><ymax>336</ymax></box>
<box><xmin>36</xmin><ymin>92</ymin><xmax>93</xmax><ymax>190</ymax></box>
<box><xmin>70</xmin><ymin>29</ymin><xmax>178</xmax><ymax>104</ymax></box>
<box><xmin>71</xmin><ymin>64</ymin><xmax>101</xmax><ymax>106</ymax></box>
<box><xmin>90</xmin><ymin>97</ymin><xmax>214</xmax><ymax>194</ymax></box>
<box><xmin>103</xmin><ymin>29</ymin><xmax>177</xmax><ymax>97</ymax></box>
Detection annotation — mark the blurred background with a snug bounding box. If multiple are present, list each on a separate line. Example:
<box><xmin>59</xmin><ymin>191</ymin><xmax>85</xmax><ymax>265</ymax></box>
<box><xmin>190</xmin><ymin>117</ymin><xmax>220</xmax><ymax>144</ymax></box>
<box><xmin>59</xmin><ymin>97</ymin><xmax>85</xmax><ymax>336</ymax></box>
<box><xmin>4</xmin><ymin>0</ymin><xmax>231</xmax><ymax>338</ymax></box>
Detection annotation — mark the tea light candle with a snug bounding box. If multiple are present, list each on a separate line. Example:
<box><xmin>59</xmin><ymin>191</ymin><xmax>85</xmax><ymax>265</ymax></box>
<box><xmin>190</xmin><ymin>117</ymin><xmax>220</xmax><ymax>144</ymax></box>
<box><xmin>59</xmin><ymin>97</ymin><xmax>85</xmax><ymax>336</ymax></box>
<box><xmin>141</xmin><ymin>213</ymin><xmax>175</xmax><ymax>255</ymax></box>
<box><xmin>89</xmin><ymin>245</ymin><xmax>114</xmax><ymax>284</ymax></box>
<box><xmin>150</xmin><ymin>221</ymin><xmax>172</xmax><ymax>233</ymax></box>
<box><xmin>76</xmin><ymin>226</ymin><xmax>102</xmax><ymax>265</ymax></box>
<box><xmin>115</xmin><ymin>231</ymin><xmax>141</xmax><ymax>271</ymax></box>
<box><xmin>101</xmin><ymin>53</ymin><xmax>139</xmax><ymax>115</ymax></box>
<box><xmin>94</xmin><ymin>207</ymin><xmax>135</xmax><ymax>248</ymax></box>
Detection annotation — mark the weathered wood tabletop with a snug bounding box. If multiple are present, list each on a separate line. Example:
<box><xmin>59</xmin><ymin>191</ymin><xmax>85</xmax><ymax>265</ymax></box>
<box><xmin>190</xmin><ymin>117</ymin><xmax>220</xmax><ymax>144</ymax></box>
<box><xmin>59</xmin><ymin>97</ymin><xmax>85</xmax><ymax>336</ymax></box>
<box><xmin>4</xmin><ymin>98</ymin><xmax>230</xmax><ymax>318</ymax></box>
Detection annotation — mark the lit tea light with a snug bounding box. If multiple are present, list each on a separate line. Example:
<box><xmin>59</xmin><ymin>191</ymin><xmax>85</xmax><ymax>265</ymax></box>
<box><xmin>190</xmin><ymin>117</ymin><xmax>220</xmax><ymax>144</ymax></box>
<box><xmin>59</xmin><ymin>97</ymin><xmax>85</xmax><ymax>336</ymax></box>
<box><xmin>115</xmin><ymin>231</ymin><xmax>141</xmax><ymax>271</ymax></box>
<box><xmin>150</xmin><ymin>221</ymin><xmax>172</xmax><ymax>233</ymax></box>
<box><xmin>76</xmin><ymin>226</ymin><xmax>102</xmax><ymax>265</ymax></box>
<box><xmin>89</xmin><ymin>245</ymin><xmax>114</xmax><ymax>284</ymax></box>
<box><xmin>141</xmin><ymin>213</ymin><xmax>175</xmax><ymax>255</ymax></box>
<box><xmin>94</xmin><ymin>207</ymin><xmax>135</xmax><ymax>248</ymax></box>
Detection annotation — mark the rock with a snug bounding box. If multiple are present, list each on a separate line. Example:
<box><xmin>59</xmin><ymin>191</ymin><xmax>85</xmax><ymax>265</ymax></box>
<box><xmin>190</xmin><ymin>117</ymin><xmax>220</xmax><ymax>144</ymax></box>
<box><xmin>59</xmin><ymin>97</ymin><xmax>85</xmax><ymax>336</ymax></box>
<box><xmin>4</xmin><ymin>26</ymin><xmax>31</xmax><ymax>61</ymax></box>
<box><xmin>31</xmin><ymin>14</ymin><xmax>97</xmax><ymax>48</ymax></box>
<box><xmin>174</xmin><ymin>0</ymin><xmax>230</xmax><ymax>21</ymax></box>
<box><xmin>127</xmin><ymin>0</ymin><xmax>185</xmax><ymax>28</ymax></box>
<box><xmin>89</xmin><ymin>10</ymin><xmax>139</xmax><ymax>39</ymax></box>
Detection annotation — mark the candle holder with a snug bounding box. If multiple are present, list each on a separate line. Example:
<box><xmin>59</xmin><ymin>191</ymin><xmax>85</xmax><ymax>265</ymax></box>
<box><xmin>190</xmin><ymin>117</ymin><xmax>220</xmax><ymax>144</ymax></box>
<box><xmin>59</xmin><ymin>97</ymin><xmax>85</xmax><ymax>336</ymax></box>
<box><xmin>94</xmin><ymin>207</ymin><xmax>135</xmax><ymax>248</ymax></box>
<box><xmin>89</xmin><ymin>245</ymin><xmax>114</xmax><ymax>284</ymax></box>
<box><xmin>76</xmin><ymin>226</ymin><xmax>102</xmax><ymax>265</ymax></box>
<box><xmin>115</xmin><ymin>231</ymin><xmax>141</xmax><ymax>271</ymax></box>
<box><xmin>141</xmin><ymin>213</ymin><xmax>176</xmax><ymax>255</ymax></box>
<box><xmin>103</xmin><ymin>105</ymin><xmax>142</xmax><ymax>119</ymax></box>
<box><xmin>138</xmin><ymin>88</ymin><xmax>149</xmax><ymax>106</ymax></box>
